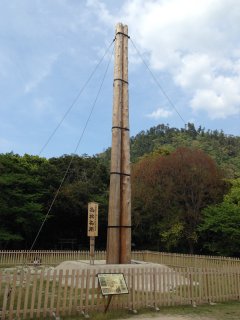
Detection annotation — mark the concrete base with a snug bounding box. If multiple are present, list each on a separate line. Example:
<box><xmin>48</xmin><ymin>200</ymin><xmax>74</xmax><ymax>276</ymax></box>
<box><xmin>55</xmin><ymin>259</ymin><xmax>161</xmax><ymax>271</ymax></box>
<box><xmin>54</xmin><ymin>260</ymin><xmax>193</xmax><ymax>292</ymax></box>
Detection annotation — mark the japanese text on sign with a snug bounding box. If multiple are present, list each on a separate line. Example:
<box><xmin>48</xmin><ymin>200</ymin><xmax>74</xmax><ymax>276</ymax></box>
<box><xmin>88</xmin><ymin>202</ymin><xmax>98</xmax><ymax>237</ymax></box>
<box><xmin>97</xmin><ymin>273</ymin><xmax>128</xmax><ymax>296</ymax></box>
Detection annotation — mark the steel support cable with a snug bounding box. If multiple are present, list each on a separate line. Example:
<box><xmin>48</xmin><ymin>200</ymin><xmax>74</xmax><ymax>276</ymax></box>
<box><xmin>29</xmin><ymin>46</ymin><xmax>114</xmax><ymax>251</ymax></box>
<box><xmin>38</xmin><ymin>39</ymin><xmax>115</xmax><ymax>156</ymax></box>
<box><xmin>130</xmin><ymin>38</ymin><xmax>186</xmax><ymax>126</ymax></box>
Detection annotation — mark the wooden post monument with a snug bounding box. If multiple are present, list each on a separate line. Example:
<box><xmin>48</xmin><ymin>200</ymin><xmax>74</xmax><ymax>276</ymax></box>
<box><xmin>106</xmin><ymin>23</ymin><xmax>131</xmax><ymax>264</ymax></box>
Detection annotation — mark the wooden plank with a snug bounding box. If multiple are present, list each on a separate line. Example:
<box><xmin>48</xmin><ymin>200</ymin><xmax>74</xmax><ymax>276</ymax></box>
<box><xmin>56</xmin><ymin>269</ymin><xmax>63</xmax><ymax>316</ymax></box>
<box><xmin>131</xmin><ymin>268</ymin><xmax>136</xmax><ymax>311</ymax></box>
<box><xmin>2</xmin><ymin>273</ymin><xmax>11</xmax><ymax>320</ymax></box>
<box><xmin>145</xmin><ymin>267</ymin><xmax>149</xmax><ymax>307</ymax></box>
<box><xmin>189</xmin><ymin>268</ymin><xmax>193</xmax><ymax>306</ymax></box>
<box><xmin>68</xmin><ymin>269</ymin><xmax>75</xmax><ymax>315</ymax></box>
<box><xmin>23</xmin><ymin>270</ymin><xmax>31</xmax><ymax>319</ymax></box>
<box><xmin>170</xmin><ymin>267</ymin><xmax>175</xmax><ymax>306</ymax></box>
<box><xmin>79</xmin><ymin>269</ymin><xmax>85</xmax><ymax>314</ymax></box>
<box><xmin>213</xmin><ymin>268</ymin><xmax>218</xmax><ymax>302</ymax></box>
<box><xmin>162</xmin><ymin>268</ymin><xmax>166</xmax><ymax>306</ymax></box>
<box><xmin>216</xmin><ymin>268</ymin><xmax>221</xmax><ymax>302</ymax></box>
<box><xmin>237</xmin><ymin>268</ymin><xmax>240</xmax><ymax>300</ymax></box>
<box><xmin>166</xmin><ymin>267</ymin><xmax>171</xmax><ymax>306</ymax></box>
<box><xmin>213</xmin><ymin>268</ymin><xmax>218</xmax><ymax>301</ymax></box>
<box><xmin>62</xmin><ymin>269</ymin><xmax>69</xmax><ymax>316</ymax></box>
<box><xmin>219</xmin><ymin>269</ymin><xmax>224</xmax><ymax>302</ymax></box>
<box><xmin>16</xmin><ymin>270</ymin><xmax>24</xmax><ymax>318</ymax></box>
<box><xmin>198</xmin><ymin>267</ymin><xmax>202</xmax><ymax>304</ymax></box>
<box><xmin>153</xmin><ymin>268</ymin><xmax>157</xmax><ymax>309</ymax></box>
<box><xmin>113</xmin><ymin>267</ymin><xmax>120</xmax><ymax>309</ymax></box>
<box><xmin>49</xmin><ymin>269</ymin><xmax>57</xmax><ymax>316</ymax></box>
<box><xmin>178</xmin><ymin>267</ymin><xmax>183</xmax><ymax>305</ymax></box>
<box><xmin>184</xmin><ymin>267</ymin><xmax>188</xmax><ymax>305</ymax></box>
<box><xmin>209</xmin><ymin>269</ymin><xmax>213</xmax><ymax>303</ymax></box>
<box><xmin>96</xmin><ymin>272</ymin><xmax>102</xmax><ymax>311</ymax></box>
<box><xmin>8</xmin><ymin>271</ymin><xmax>17</xmax><ymax>320</ymax></box>
<box><xmin>91</xmin><ymin>269</ymin><xmax>96</xmax><ymax>310</ymax></box>
<box><xmin>229</xmin><ymin>268</ymin><xmax>234</xmax><ymax>299</ymax></box>
<box><xmin>73</xmin><ymin>270</ymin><xmax>80</xmax><ymax>314</ymax></box>
<box><xmin>140</xmin><ymin>267</ymin><xmax>144</xmax><ymax>307</ymax></box>
<box><xmin>43</xmin><ymin>269</ymin><xmax>51</xmax><ymax>318</ymax></box>
<box><xmin>124</xmin><ymin>268</ymin><xmax>130</xmax><ymax>309</ymax></box>
<box><xmin>233</xmin><ymin>268</ymin><xmax>238</xmax><ymax>300</ymax></box>
<box><xmin>36</xmin><ymin>269</ymin><xmax>44</xmax><ymax>318</ymax></box>
<box><xmin>0</xmin><ymin>271</ymin><xmax>2</xmax><ymax>300</ymax></box>
<box><xmin>84</xmin><ymin>269</ymin><xmax>90</xmax><ymax>315</ymax></box>
<box><xmin>30</xmin><ymin>271</ymin><xmax>38</xmax><ymax>319</ymax></box>
<box><xmin>136</xmin><ymin>268</ymin><xmax>140</xmax><ymax>308</ymax></box>
<box><xmin>149</xmin><ymin>267</ymin><xmax>153</xmax><ymax>307</ymax></box>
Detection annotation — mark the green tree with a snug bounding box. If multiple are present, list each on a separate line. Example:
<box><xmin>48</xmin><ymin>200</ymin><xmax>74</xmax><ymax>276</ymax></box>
<box><xmin>0</xmin><ymin>153</ymin><xmax>109</xmax><ymax>249</ymax></box>
<box><xmin>0</xmin><ymin>153</ymin><xmax>48</xmax><ymax>248</ymax></box>
<box><xmin>39</xmin><ymin>155</ymin><xmax>109</xmax><ymax>249</ymax></box>
<box><xmin>199</xmin><ymin>179</ymin><xmax>240</xmax><ymax>256</ymax></box>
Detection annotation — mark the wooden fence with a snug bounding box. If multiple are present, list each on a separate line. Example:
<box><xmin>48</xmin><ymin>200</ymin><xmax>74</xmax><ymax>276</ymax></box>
<box><xmin>0</xmin><ymin>250</ymin><xmax>106</xmax><ymax>267</ymax></box>
<box><xmin>1</xmin><ymin>250</ymin><xmax>240</xmax><ymax>269</ymax></box>
<box><xmin>137</xmin><ymin>251</ymin><xmax>240</xmax><ymax>269</ymax></box>
<box><xmin>1</xmin><ymin>265</ymin><xmax>240</xmax><ymax>320</ymax></box>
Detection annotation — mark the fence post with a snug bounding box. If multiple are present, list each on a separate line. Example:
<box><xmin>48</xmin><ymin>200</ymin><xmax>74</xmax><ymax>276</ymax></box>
<box><xmin>189</xmin><ymin>268</ymin><xmax>196</xmax><ymax>307</ymax></box>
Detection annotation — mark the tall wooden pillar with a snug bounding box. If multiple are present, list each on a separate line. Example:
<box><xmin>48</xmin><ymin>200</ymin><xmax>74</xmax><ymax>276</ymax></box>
<box><xmin>106</xmin><ymin>23</ymin><xmax>131</xmax><ymax>264</ymax></box>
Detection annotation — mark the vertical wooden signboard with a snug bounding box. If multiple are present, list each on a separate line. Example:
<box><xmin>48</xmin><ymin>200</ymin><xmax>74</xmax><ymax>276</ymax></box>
<box><xmin>88</xmin><ymin>202</ymin><xmax>98</xmax><ymax>265</ymax></box>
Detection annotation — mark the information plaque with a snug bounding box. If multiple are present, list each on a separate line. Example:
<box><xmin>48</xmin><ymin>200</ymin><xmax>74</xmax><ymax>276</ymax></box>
<box><xmin>97</xmin><ymin>273</ymin><xmax>128</xmax><ymax>296</ymax></box>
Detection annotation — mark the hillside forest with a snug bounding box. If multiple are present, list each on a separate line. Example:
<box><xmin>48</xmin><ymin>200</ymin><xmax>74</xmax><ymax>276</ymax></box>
<box><xmin>1</xmin><ymin>123</ymin><xmax>240</xmax><ymax>256</ymax></box>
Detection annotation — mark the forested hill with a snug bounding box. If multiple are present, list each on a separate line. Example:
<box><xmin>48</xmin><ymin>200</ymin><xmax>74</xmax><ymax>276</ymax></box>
<box><xmin>101</xmin><ymin>123</ymin><xmax>240</xmax><ymax>178</ymax></box>
<box><xmin>1</xmin><ymin>123</ymin><xmax>240</xmax><ymax>254</ymax></box>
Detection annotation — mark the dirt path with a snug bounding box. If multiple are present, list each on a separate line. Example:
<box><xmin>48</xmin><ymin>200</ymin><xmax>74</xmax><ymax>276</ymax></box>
<box><xmin>129</xmin><ymin>314</ymin><xmax>214</xmax><ymax>320</ymax></box>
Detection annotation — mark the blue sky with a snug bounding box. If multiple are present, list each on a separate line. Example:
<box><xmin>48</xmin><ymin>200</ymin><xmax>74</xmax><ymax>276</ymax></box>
<box><xmin>1</xmin><ymin>0</ymin><xmax>240</xmax><ymax>158</ymax></box>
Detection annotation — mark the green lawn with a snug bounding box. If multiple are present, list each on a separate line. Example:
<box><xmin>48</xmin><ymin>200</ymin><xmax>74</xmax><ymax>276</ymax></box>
<box><xmin>145</xmin><ymin>301</ymin><xmax>240</xmax><ymax>319</ymax></box>
<box><xmin>60</xmin><ymin>301</ymin><xmax>240</xmax><ymax>320</ymax></box>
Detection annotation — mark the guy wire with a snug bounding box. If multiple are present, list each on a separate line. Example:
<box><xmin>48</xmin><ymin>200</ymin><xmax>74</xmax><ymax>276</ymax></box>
<box><xmin>38</xmin><ymin>39</ymin><xmax>115</xmax><ymax>156</ymax></box>
<box><xmin>28</xmin><ymin>45</ymin><xmax>114</xmax><ymax>253</ymax></box>
<box><xmin>130</xmin><ymin>38</ymin><xmax>186</xmax><ymax>126</ymax></box>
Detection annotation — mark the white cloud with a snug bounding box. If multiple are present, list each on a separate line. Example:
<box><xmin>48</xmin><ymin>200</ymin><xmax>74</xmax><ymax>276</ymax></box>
<box><xmin>191</xmin><ymin>75</ymin><xmax>240</xmax><ymax>119</ymax></box>
<box><xmin>147</xmin><ymin>107</ymin><xmax>173</xmax><ymax>119</ymax></box>
<box><xmin>86</xmin><ymin>0</ymin><xmax>115</xmax><ymax>25</ymax></box>
<box><xmin>24</xmin><ymin>54</ymin><xmax>58</xmax><ymax>93</ymax></box>
<box><xmin>88</xmin><ymin>0</ymin><xmax>240</xmax><ymax>119</ymax></box>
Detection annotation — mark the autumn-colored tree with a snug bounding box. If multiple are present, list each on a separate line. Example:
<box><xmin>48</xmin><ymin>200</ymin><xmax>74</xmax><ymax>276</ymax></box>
<box><xmin>132</xmin><ymin>147</ymin><xmax>226</xmax><ymax>253</ymax></box>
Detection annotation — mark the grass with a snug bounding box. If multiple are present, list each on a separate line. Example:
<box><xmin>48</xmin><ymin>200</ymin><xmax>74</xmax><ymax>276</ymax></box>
<box><xmin>144</xmin><ymin>301</ymin><xmax>240</xmax><ymax>319</ymax></box>
<box><xmin>58</xmin><ymin>301</ymin><xmax>240</xmax><ymax>320</ymax></box>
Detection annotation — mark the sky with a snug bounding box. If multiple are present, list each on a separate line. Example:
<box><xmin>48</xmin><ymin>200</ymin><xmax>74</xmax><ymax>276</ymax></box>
<box><xmin>1</xmin><ymin>0</ymin><xmax>240</xmax><ymax>158</ymax></box>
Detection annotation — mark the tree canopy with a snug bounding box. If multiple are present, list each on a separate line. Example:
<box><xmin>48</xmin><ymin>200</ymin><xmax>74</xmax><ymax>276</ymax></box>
<box><xmin>199</xmin><ymin>179</ymin><xmax>240</xmax><ymax>256</ymax></box>
<box><xmin>132</xmin><ymin>147</ymin><xmax>226</xmax><ymax>253</ymax></box>
<box><xmin>100</xmin><ymin>123</ymin><xmax>240</xmax><ymax>178</ymax></box>
<box><xmin>0</xmin><ymin>153</ymin><xmax>109</xmax><ymax>249</ymax></box>
<box><xmin>1</xmin><ymin>123</ymin><xmax>240</xmax><ymax>256</ymax></box>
